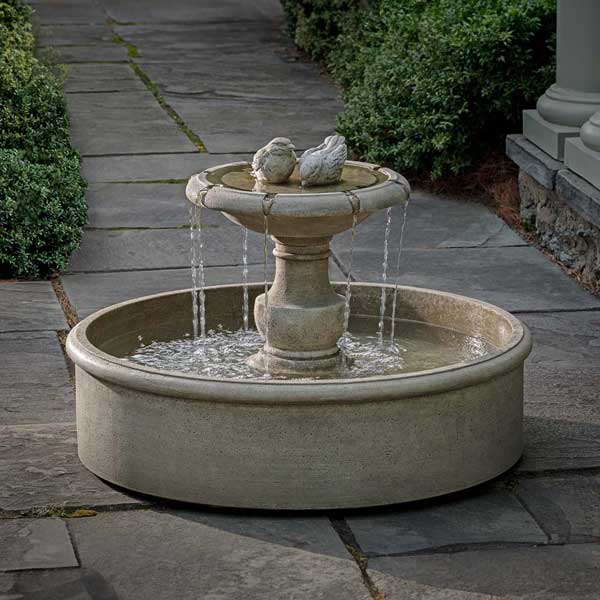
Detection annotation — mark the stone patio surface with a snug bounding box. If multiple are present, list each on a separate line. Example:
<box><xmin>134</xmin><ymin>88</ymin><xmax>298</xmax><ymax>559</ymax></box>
<box><xmin>1</xmin><ymin>1</ymin><xmax>599</xmax><ymax>598</ymax></box>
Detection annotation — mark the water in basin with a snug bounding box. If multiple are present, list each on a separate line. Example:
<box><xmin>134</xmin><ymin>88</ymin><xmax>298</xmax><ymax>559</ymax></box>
<box><xmin>206</xmin><ymin>163</ymin><xmax>387</xmax><ymax>194</ymax></box>
<box><xmin>127</xmin><ymin>317</ymin><xmax>497</xmax><ymax>381</ymax></box>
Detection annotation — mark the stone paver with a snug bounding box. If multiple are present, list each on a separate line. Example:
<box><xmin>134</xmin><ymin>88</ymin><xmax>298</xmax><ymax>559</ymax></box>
<box><xmin>334</xmin><ymin>191</ymin><xmax>525</xmax><ymax>253</ymax></box>
<box><xmin>516</xmin><ymin>474</ymin><xmax>600</xmax><ymax>543</ymax></box>
<box><xmin>521</xmin><ymin>416</ymin><xmax>600</xmax><ymax>473</ymax></box>
<box><xmin>0</xmin><ymin>423</ymin><xmax>147</xmax><ymax>513</ymax></box>
<box><xmin>0</xmin><ymin>281</ymin><xmax>67</xmax><ymax>332</ymax></box>
<box><xmin>164</xmin><ymin>95</ymin><xmax>343</xmax><ymax>153</ymax></box>
<box><xmin>337</xmin><ymin>245</ymin><xmax>600</xmax><ymax>312</ymax></box>
<box><xmin>522</xmin><ymin>310</ymin><xmax>600</xmax><ymax>367</ymax></box>
<box><xmin>114</xmin><ymin>22</ymin><xmax>289</xmax><ymax>63</ymax></box>
<box><xmin>518</xmin><ymin>311</ymin><xmax>600</xmax><ymax>472</ymax></box>
<box><xmin>0</xmin><ymin>518</ymin><xmax>78</xmax><ymax>572</ymax></box>
<box><xmin>139</xmin><ymin>59</ymin><xmax>339</xmax><ymax>101</ymax></box>
<box><xmin>174</xmin><ymin>510</ymin><xmax>349</xmax><ymax>559</ymax></box>
<box><xmin>35</xmin><ymin>23</ymin><xmax>115</xmax><ymax>47</ymax></box>
<box><xmin>103</xmin><ymin>0</ymin><xmax>282</xmax><ymax>24</ymax></box>
<box><xmin>67</xmin><ymin>91</ymin><xmax>196</xmax><ymax>156</ymax></box>
<box><xmin>2</xmin><ymin>568</ymin><xmax>119</xmax><ymax>600</ymax></box>
<box><xmin>346</xmin><ymin>487</ymin><xmax>546</xmax><ymax>556</ymax></box>
<box><xmin>64</xmin><ymin>510</ymin><xmax>369</xmax><ymax>600</ymax></box>
<box><xmin>65</xmin><ymin>64</ymin><xmax>146</xmax><ymax>93</ymax></box>
<box><xmin>81</xmin><ymin>152</ymin><xmax>251</xmax><ymax>183</ymax></box>
<box><xmin>46</xmin><ymin>44</ymin><xmax>129</xmax><ymax>63</ymax></box>
<box><xmin>62</xmin><ymin>263</ymin><xmax>345</xmax><ymax>319</ymax></box>
<box><xmin>0</xmin><ymin>332</ymin><xmax>74</xmax><ymax>425</ymax></box>
<box><xmin>369</xmin><ymin>544</ymin><xmax>600</xmax><ymax>600</ymax></box>
<box><xmin>67</xmin><ymin>227</ymin><xmax>264</xmax><ymax>272</ymax></box>
<box><xmin>30</xmin><ymin>0</ymin><xmax>106</xmax><ymax>25</ymax></box>
<box><xmin>85</xmin><ymin>183</ymin><xmax>189</xmax><ymax>228</ymax></box>
<box><xmin>370</xmin><ymin>571</ymin><xmax>506</xmax><ymax>600</ymax></box>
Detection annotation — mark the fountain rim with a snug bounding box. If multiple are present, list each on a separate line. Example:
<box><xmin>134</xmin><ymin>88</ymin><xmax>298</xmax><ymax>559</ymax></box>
<box><xmin>185</xmin><ymin>160</ymin><xmax>410</xmax><ymax>218</ymax></box>
<box><xmin>66</xmin><ymin>283</ymin><xmax>532</xmax><ymax>406</ymax></box>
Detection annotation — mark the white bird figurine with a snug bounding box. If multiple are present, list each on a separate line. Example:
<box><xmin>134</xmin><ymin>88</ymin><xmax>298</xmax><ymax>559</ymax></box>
<box><xmin>299</xmin><ymin>134</ymin><xmax>347</xmax><ymax>187</ymax></box>
<box><xmin>252</xmin><ymin>137</ymin><xmax>297</xmax><ymax>184</ymax></box>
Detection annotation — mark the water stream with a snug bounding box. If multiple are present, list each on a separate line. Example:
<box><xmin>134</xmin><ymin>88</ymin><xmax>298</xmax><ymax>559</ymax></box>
<box><xmin>242</xmin><ymin>227</ymin><xmax>250</xmax><ymax>331</ymax></box>
<box><xmin>377</xmin><ymin>207</ymin><xmax>393</xmax><ymax>345</ymax></box>
<box><xmin>189</xmin><ymin>204</ymin><xmax>199</xmax><ymax>338</ymax></box>
<box><xmin>342</xmin><ymin>214</ymin><xmax>358</xmax><ymax>338</ymax></box>
<box><xmin>390</xmin><ymin>199</ymin><xmax>410</xmax><ymax>343</ymax></box>
<box><xmin>262</xmin><ymin>215</ymin><xmax>270</xmax><ymax>371</ymax></box>
<box><xmin>189</xmin><ymin>202</ymin><xmax>207</xmax><ymax>338</ymax></box>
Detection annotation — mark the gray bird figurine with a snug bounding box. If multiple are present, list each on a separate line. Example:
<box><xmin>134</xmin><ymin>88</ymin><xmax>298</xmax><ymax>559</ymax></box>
<box><xmin>252</xmin><ymin>137</ymin><xmax>297</xmax><ymax>184</ymax></box>
<box><xmin>299</xmin><ymin>134</ymin><xmax>347</xmax><ymax>187</ymax></box>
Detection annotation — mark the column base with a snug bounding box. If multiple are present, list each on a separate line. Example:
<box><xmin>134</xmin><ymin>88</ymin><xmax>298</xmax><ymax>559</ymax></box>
<box><xmin>247</xmin><ymin>347</ymin><xmax>345</xmax><ymax>378</ymax></box>
<box><xmin>523</xmin><ymin>109</ymin><xmax>579</xmax><ymax>160</ymax></box>
<box><xmin>564</xmin><ymin>138</ymin><xmax>600</xmax><ymax>190</ymax></box>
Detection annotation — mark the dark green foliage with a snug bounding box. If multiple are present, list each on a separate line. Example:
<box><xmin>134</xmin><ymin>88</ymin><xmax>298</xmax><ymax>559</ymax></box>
<box><xmin>280</xmin><ymin>0</ymin><xmax>368</xmax><ymax>61</ymax></box>
<box><xmin>0</xmin><ymin>150</ymin><xmax>87</xmax><ymax>277</ymax></box>
<box><xmin>283</xmin><ymin>0</ymin><xmax>556</xmax><ymax>179</ymax></box>
<box><xmin>0</xmin><ymin>0</ymin><xmax>87</xmax><ymax>278</ymax></box>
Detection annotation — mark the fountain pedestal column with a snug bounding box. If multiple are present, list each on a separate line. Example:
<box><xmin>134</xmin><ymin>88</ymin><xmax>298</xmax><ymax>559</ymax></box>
<box><xmin>523</xmin><ymin>0</ymin><xmax>600</xmax><ymax>159</ymax></box>
<box><xmin>248</xmin><ymin>236</ymin><xmax>346</xmax><ymax>376</ymax></box>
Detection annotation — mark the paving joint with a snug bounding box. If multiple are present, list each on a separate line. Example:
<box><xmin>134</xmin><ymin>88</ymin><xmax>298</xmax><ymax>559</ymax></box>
<box><xmin>329</xmin><ymin>517</ymin><xmax>384</xmax><ymax>600</ymax></box>
<box><xmin>1</xmin><ymin>502</ymin><xmax>152</xmax><ymax>520</ymax></box>
<box><xmin>51</xmin><ymin>277</ymin><xmax>79</xmax><ymax>328</ymax></box>
<box><xmin>511</xmin><ymin>486</ymin><xmax>552</xmax><ymax>544</ymax></box>
<box><xmin>79</xmin><ymin>149</ymin><xmax>203</xmax><ymax>158</ymax></box>
<box><xmin>513</xmin><ymin>465</ymin><xmax>600</xmax><ymax>479</ymax></box>
<box><xmin>366</xmin><ymin>540</ymin><xmax>561</xmax><ymax>560</ymax></box>
<box><xmin>64</xmin><ymin>263</ymin><xmax>265</xmax><ymax>275</ymax></box>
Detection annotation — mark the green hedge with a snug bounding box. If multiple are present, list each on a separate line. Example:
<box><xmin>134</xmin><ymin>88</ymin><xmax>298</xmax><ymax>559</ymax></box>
<box><xmin>283</xmin><ymin>0</ymin><xmax>556</xmax><ymax>179</ymax></box>
<box><xmin>0</xmin><ymin>0</ymin><xmax>86</xmax><ymax>278</ymax></box>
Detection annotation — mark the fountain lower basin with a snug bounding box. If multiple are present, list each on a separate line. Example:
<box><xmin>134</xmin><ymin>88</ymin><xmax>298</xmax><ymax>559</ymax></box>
<box><xmin>66</xmin><ymin>283</ymin><xmax>531</xmax><ymax>510</ymax></box>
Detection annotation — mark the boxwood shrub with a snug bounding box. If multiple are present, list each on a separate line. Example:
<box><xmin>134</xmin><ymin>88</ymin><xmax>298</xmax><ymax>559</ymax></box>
<box><xmin>283</xmin><ymin>0</ymin><xmax>556</xmax><ymax>179</ymax></box>
<box><xmin>0</xmin><ymin>0</ymin><xmax>86</xmax><ymax>278</ymax></box>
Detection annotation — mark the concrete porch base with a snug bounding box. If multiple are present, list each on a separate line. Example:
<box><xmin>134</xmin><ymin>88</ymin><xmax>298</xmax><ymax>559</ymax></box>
<box><xmin>522</xmin><ymin>110</ymin><xmax>580</xmax><ymax>160</ymax></box>
<box><xmin>565</xmin><ymin>137</ymin><xmax>600</xmax><ymax>189</ymax></box>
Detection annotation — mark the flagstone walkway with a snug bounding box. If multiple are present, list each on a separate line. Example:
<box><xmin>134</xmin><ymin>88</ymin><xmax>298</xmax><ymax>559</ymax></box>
<box><xmin>1</xmin><ymin>1</ymin><xmax>599</xmax><ymax>598</ymax></box>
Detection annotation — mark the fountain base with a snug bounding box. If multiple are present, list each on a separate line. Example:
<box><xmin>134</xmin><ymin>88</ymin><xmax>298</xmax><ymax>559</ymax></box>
<box><xmin>247</xmin><ymin>347</ymin><xmax>344</xmax><ymax>378</ymax></box>
<box><xmin>67</xmin><ymin>283</ymin><xmax>531</xmax><ymax>510</ymax></box>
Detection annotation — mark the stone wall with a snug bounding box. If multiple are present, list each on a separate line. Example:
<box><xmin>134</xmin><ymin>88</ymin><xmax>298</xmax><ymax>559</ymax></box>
<box><xmin>507</xmin><ymin>135</ymin><xmax>600</xmax><ymax>291</ymax></box>
<box><xmin>519</xmin><ymin>171</ymin><xmax>600</xmax><ymax>287</ymax></box>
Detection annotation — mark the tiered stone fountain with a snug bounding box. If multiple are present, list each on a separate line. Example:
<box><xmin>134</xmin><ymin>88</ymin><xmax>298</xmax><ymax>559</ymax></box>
<box><xmin>67</xmin><ymin>136</ymin><xmax>531</xmax><ymax>510</ymax></box>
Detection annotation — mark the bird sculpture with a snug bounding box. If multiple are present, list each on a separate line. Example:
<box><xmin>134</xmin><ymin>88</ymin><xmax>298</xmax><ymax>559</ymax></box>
<box><xmin>299</xmin><ymin>134</ymin><xmax>347</xmax><ymax>187</ymax></box>
<box><xmin>251</xmin><ymin>137</ymin><xmax>297</xmax><ymax>184</ymax></box>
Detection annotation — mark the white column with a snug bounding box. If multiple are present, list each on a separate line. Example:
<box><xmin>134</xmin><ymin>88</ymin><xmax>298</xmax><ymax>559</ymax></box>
<box><xmin>523</xmin><ymin>0</ymin><xmax>600</xmax><ymax>159</ymax></box>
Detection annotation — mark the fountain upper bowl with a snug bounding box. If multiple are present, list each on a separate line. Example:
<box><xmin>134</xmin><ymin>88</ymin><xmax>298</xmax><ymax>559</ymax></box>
<box><xmin>186</xmin><ymin>160</ymin><xmax>410</xmax><ymax>237</ymax></box>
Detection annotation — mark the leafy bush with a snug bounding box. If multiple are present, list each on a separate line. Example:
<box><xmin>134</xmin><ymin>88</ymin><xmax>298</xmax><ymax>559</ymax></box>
<box><xmin>283</xmin><ymin>0</ymin><xmax>555</xmax><ymax>179</ymax></box>
<box><xmin>280</xmin><ymin>0</ymin><xmax>366</xmax><ymax>61</ymax></box>
<box><xmin>0</xmin><ymin>150</ymin><xmax>87</xmax><ymax>277</ymax></box>
<box><xmin>0</xmin><ymin>0</ymin><xmax>87</xmax><ymax>278</ymax></box>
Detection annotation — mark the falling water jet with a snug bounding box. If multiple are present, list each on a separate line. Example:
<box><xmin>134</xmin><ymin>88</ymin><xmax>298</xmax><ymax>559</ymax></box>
<box><xmin>390</xmin><ymin>199</ymin><xmax>410</xmax><ymax>344</ymax></box>
<box><xmin>339</xmin><ymin>214</ymin><xmax>358</xmax><ymax>371</ymax></box>
<box><xmin>377</xmin><ymin>207</ymin><xmax>393</xmax><ymax>345</ymax></box>
<box><xmin>197</xmin><ymin>200</ymin><xmax>207</xmax><ymax>338</ymax></box>
<box><xmin>189</xmin><ymin>203</ymin><xmax>199</xmax><ymax>338</ymax></box>
<box><xmin>262</xmin><ymin>214</ymin><xmax>270</xmax><ymax>373</ymax></box>
<box><xmin>342</xmin><ymin>214</ymin><xmax>358</xmax><ymax>339</ymax></box>
<box><xmin>242</xmin><ymin>227</ymin><xmax>250</xmax><ymax>331</ymax></box>
<box><xmin>190</xmin><ymin>193</ymin><xmax>207</xmax><ymax>339</ymax></box>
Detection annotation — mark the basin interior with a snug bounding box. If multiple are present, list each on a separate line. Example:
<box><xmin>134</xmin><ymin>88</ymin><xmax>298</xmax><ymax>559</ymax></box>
<box><xmin>83</xmin><ymin>284</ymin><xmax>518</xmax><ymax>382</ymax></box>
<box><xmin>205</xmin><ymin>162</ymin><xmax>387</xmax><ymax>194</ymax></box>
